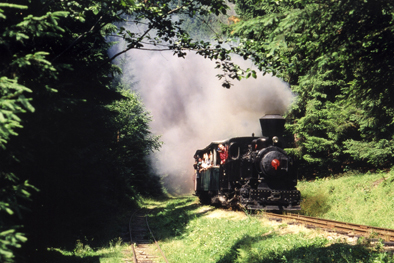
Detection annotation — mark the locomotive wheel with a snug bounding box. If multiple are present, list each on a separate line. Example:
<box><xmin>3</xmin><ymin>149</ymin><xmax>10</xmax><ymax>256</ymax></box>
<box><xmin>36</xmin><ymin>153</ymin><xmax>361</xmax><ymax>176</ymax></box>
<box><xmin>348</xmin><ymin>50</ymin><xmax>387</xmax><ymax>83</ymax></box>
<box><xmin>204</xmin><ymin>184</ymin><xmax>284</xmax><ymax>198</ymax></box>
<box><xmin>198</xmin><ymin>193</ymin><xmax>211</xmax><ymax>205</ymax></box>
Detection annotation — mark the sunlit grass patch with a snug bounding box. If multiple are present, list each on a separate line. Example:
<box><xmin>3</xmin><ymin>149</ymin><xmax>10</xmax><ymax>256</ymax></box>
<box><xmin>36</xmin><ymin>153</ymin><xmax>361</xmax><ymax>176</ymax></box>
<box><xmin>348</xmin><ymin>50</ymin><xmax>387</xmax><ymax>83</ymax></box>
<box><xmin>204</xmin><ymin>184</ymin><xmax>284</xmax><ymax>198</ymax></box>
<box><xmin>159</xmin><ymin>216</ymin><xmax>275</xmax><ymax>262</ymax></box>
<box><xmin>147</xmin><ymin>194</ymin><xmax>394</xmax><ymax>263</ymax></box>
<box><xmin>298</xmin><ymin>169</ymin><xmax>394</xmax><ymax>228</ymax></box>
<box><xmin>48</xmin><ymin>238</ymin><xmax>132</xmax><ymax>263</ymax></box>
<box><xmin>158</xmin><ymin>213</ymin><xmax>394</xmax><ymax>263</ymax></box>
<box><xmin>300</xmin><ymin>190</ymin><xmax>331</xmax><ymax>217</ymax></box>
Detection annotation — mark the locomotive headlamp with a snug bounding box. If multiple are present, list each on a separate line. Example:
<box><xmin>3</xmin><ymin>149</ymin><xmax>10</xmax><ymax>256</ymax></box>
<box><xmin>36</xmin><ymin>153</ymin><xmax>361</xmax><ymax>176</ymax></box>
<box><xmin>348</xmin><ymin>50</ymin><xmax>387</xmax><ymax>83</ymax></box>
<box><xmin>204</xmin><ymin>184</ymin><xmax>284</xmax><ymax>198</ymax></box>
<box><xmin>272</xmin><ymin>136</ymin><xmax>279</xmax><ymax>144</ymax></box>
<box><xmin>271</xmin><ymin>159</ymin><xmax>280</xmax><ymax>170</ymax></box>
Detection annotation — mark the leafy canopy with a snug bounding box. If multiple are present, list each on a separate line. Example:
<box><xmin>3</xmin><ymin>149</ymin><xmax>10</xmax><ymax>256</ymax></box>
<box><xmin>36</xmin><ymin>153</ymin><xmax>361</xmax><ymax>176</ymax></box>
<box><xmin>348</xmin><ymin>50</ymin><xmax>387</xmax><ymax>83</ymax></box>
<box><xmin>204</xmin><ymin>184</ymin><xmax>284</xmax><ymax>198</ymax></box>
<box><xmin>229</xmin><ymin>0</ymin><xmax>394</xmax><ymax>172</ymax></box>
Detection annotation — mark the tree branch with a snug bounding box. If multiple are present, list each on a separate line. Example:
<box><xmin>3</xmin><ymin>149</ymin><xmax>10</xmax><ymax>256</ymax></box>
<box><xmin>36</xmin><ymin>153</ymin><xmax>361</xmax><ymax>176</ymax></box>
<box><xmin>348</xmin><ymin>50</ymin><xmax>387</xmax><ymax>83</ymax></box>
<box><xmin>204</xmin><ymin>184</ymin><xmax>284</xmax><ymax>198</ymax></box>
<box><xmin>103</xmin><ymin>27</ymin><xmax>153</xmax><ymax>65</ymax></box>
<box><xmin>103</xmin><ymin>1</ymin><xmax>195</xmax><ymax>66</ymax></box>
<box><xmin>51</xmin><ymin>16</ymin><xmax>103</xmax><ymax>63</ymax></box>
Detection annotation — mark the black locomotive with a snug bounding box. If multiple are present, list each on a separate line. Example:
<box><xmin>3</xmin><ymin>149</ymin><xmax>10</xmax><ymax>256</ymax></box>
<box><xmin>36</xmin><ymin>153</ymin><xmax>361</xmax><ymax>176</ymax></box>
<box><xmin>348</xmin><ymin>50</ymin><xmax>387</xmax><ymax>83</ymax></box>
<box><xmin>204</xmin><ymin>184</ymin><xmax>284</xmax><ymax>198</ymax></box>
<box><xmin>193</xmin><ymin>114</ymin><xmax>301</xmax><ymax>210</ymax></box>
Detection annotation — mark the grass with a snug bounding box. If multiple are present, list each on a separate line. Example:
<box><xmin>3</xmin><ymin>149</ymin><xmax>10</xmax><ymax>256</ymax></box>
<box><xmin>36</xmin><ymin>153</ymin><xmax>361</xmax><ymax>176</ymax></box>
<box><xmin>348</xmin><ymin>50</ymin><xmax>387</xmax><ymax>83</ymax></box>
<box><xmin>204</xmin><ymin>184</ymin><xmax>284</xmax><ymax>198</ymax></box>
<box><xmin>46</xmin><ymin>238</ymin><xmax>131</xmax><ymax>263</ymax></box>
<box><xmin>298</xmin><ymin>169</ymin><xmax>394</xmax><ymax>228</ymax></box>
<box><xmin>145</xmin><ymin>197</ymin><xmax>394</xmax><ymax>263</ymax></box>
<box><xmin>30</xmin><ymin>199</ymin><xmax>138</xmax><ymax>263</ymax></box>
<box><xmin>40</xmin><ymin>169</ymin><xmax>394</xmax><ymax>262</ymax></box>
<box><xmin>38</xmin><ymin>230</ymin><xmax>134</xmax><ymax>263</ymax></box>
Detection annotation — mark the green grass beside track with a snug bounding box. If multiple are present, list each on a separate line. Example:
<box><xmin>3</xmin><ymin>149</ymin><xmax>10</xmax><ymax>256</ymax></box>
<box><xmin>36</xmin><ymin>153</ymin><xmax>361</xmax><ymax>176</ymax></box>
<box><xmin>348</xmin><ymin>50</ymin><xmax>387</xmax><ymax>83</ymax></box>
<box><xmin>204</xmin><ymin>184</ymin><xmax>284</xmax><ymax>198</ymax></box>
<box><xmin>47</xmin><ymin>169</ymin><xmax>394</xmax><ymax>262</ymax></box>
<box><xmin>298</xmin><ymin>169</ymin><xmax>394</xmax><ymax>228</ymax></box>
<box><xmin>146</xmin><ymin>195</ymin><xmax>394</xmax><ymax>263</ymax></box>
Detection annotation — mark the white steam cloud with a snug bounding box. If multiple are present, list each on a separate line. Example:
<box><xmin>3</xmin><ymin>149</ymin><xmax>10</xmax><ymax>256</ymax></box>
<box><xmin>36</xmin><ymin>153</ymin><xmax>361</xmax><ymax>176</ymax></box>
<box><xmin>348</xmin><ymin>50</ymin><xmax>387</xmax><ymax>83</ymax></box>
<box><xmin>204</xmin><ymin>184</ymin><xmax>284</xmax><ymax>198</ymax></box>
<box><xmin>113</xmin><ymin>47</ymin><xmax>295</xmax><ymax>193</ymax></box>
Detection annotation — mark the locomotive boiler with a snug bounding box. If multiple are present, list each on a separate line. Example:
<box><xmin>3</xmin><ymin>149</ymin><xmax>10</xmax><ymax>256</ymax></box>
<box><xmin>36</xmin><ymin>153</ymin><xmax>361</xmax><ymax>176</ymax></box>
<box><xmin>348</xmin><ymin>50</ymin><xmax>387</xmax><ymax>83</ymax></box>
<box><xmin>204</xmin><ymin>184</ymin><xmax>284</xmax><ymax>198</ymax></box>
<box><xmin>193</xmin><ymin>114</ymin><xmax>301</xmax><ymax>210</ymax></box>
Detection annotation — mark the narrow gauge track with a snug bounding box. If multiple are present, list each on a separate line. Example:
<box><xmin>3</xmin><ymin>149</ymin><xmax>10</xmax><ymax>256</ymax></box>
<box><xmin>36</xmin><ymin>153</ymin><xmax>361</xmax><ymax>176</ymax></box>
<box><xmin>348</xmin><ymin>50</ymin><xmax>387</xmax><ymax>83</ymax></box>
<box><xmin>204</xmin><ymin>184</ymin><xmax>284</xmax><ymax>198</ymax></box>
<box><xmin>263</xmin><ymin>212</ymin><xmax>394</xmax><ymax>246</ymax></box>
<box><xmin>129</xmin><ymin>209</ymin><xmax>169</xmax><ymax>263</ymax></box>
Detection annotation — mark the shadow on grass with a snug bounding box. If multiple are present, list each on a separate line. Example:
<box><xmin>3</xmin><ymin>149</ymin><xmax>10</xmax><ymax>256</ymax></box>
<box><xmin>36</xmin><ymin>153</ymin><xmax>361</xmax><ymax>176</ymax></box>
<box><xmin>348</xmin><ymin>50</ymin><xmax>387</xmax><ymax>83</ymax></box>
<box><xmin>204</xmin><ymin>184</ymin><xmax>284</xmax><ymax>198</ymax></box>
<box><xmin>216</xmin><ymin>233</ymin><xmax>276</xmax><ymax>263</ymax></box>
<box><xmin>20</xmin><ymin>201</ymin><xmax>134</xmax><ymax>263</ymax></box>
<box><xmin>145</xmin><ymin>198</ymin><xmax>215</xmax><ymax>241</ymax></box>
<box><xmin>21</xmin><ymin>249</ymin><xmax>101</xmax><ymax>263</ymax></box>
<box><xmin>216</xmin><ymin>233</ymin><xmax>385</xmax><ymax>263</ymax></box>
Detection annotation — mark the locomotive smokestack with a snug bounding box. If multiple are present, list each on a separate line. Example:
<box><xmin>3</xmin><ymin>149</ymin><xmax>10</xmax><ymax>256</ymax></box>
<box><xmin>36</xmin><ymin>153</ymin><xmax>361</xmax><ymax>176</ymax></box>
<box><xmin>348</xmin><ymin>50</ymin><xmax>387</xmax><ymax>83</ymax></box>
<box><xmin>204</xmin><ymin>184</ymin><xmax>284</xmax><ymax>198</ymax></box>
<box><xmin>259</xmin><ymin>114</ymin><xmax>285</xmax><ymax>138</ymax></box>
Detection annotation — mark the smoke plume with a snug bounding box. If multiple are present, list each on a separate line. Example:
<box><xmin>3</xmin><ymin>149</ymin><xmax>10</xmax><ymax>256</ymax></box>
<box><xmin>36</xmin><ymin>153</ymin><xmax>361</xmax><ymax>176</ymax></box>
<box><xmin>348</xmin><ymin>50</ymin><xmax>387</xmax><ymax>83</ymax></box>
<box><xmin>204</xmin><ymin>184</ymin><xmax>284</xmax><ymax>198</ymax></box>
<box><xmin>114</xmin><ymin>48</ymin><xmax>295</xmax><ymax>194</ymax></box>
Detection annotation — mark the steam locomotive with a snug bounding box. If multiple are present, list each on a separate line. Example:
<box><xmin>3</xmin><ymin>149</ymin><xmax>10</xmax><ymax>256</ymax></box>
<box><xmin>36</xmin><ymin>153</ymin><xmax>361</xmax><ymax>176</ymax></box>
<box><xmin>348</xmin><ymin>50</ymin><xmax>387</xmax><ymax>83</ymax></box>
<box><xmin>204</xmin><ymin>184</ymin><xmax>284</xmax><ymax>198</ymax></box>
<box><xmin>193</xmin><ymin>114</ymin><xmax>301</xmax><ymax>210</ymax></box>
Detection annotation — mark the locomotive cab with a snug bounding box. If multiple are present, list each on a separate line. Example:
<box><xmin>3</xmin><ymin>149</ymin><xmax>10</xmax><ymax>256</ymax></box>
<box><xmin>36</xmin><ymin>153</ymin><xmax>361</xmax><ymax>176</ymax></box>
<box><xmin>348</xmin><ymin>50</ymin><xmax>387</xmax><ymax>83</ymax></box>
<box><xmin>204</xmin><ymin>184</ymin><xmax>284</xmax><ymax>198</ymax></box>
<box><xmin>193</xmin><ymin>142</ymin><xmax>224</xmax><ymax>204</ymax></box>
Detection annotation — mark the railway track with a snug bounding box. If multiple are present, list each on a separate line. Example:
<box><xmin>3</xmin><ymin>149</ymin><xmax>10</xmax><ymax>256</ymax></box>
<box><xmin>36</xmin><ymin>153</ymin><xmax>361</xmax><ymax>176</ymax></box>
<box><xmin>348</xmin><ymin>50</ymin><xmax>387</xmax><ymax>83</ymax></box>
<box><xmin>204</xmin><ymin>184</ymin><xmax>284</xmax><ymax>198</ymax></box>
<box><xmin>129</xmin><ymin>209</ymin><xmax>169</xmax><ymax>263</ymax></box>
<box><xmin>263</xmin><ymin>212</ymin><xmax>394</xmax><ymax>246</ymax></box>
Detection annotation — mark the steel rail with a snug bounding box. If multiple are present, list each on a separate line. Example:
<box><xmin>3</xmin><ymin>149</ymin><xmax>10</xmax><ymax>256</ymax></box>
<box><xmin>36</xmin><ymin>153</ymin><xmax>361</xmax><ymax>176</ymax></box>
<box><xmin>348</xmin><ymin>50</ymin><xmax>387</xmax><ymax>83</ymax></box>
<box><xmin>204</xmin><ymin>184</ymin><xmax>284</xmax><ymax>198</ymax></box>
<box><xmin>145</xmin><ymin>215</ymin><xmax>169</xmax><ymax>263</ymax></box>
<box><xmin>129</xmin><ymin>209</ymin><xmax>140</xmax><ymax>263</ymax></box>
<box><xmin>129</xmin><ymin>208</ymin><xmax>169</xmax><ymax>263</ymax></box>
<box><xmin>264</xmin><ymin>212</ymin><xmax>394</xmax><ymax>244</ymax></box>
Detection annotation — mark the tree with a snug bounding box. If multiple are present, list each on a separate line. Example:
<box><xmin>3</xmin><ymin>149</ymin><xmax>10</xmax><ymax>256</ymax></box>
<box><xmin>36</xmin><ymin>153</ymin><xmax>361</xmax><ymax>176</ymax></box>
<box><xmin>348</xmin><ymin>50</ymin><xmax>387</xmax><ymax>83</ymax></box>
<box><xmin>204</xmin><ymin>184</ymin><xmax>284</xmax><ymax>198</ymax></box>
<box><xmin>106</xmin><ymin>85</ymin><xmax>163</xmax><ymax>198</ymax></box>
<box><xmin>0</xmin><ymin>3</ymin><xmax>64</xmax><ymax>261</ymax></box>
<box><xmin>1</xmin><ymin>0</ymin><xmax>235</xmax><ymax>260</ymax></box>
<box><xmin>228</xmin><ymin>0</ymin><xmax>394</xmax><ymax>174</ymax></box>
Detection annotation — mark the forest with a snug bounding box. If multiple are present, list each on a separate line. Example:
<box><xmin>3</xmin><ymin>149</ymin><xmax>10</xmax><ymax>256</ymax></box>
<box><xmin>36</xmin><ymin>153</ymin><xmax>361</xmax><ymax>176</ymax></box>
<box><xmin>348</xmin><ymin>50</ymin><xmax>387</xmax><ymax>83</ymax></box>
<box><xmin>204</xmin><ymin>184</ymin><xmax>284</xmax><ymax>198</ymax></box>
<box><xmin>229</xmin><ymin>0</ymin><xmax>394</xmax><ymax>174</ymax></box>
<box><xmin>1</xmin><ymin>0</ymin><xmax>394</xmax><ymax>261</ymax></box>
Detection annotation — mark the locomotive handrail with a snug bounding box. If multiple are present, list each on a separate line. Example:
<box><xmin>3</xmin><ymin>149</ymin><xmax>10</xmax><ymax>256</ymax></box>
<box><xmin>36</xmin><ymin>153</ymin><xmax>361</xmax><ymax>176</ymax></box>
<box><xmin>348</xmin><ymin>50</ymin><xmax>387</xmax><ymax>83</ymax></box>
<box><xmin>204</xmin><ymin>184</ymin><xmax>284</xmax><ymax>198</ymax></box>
<box><xmin>229</xmin><ymin>142</ymin><xmax>240</xmax><ymax>160</ymax></box>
